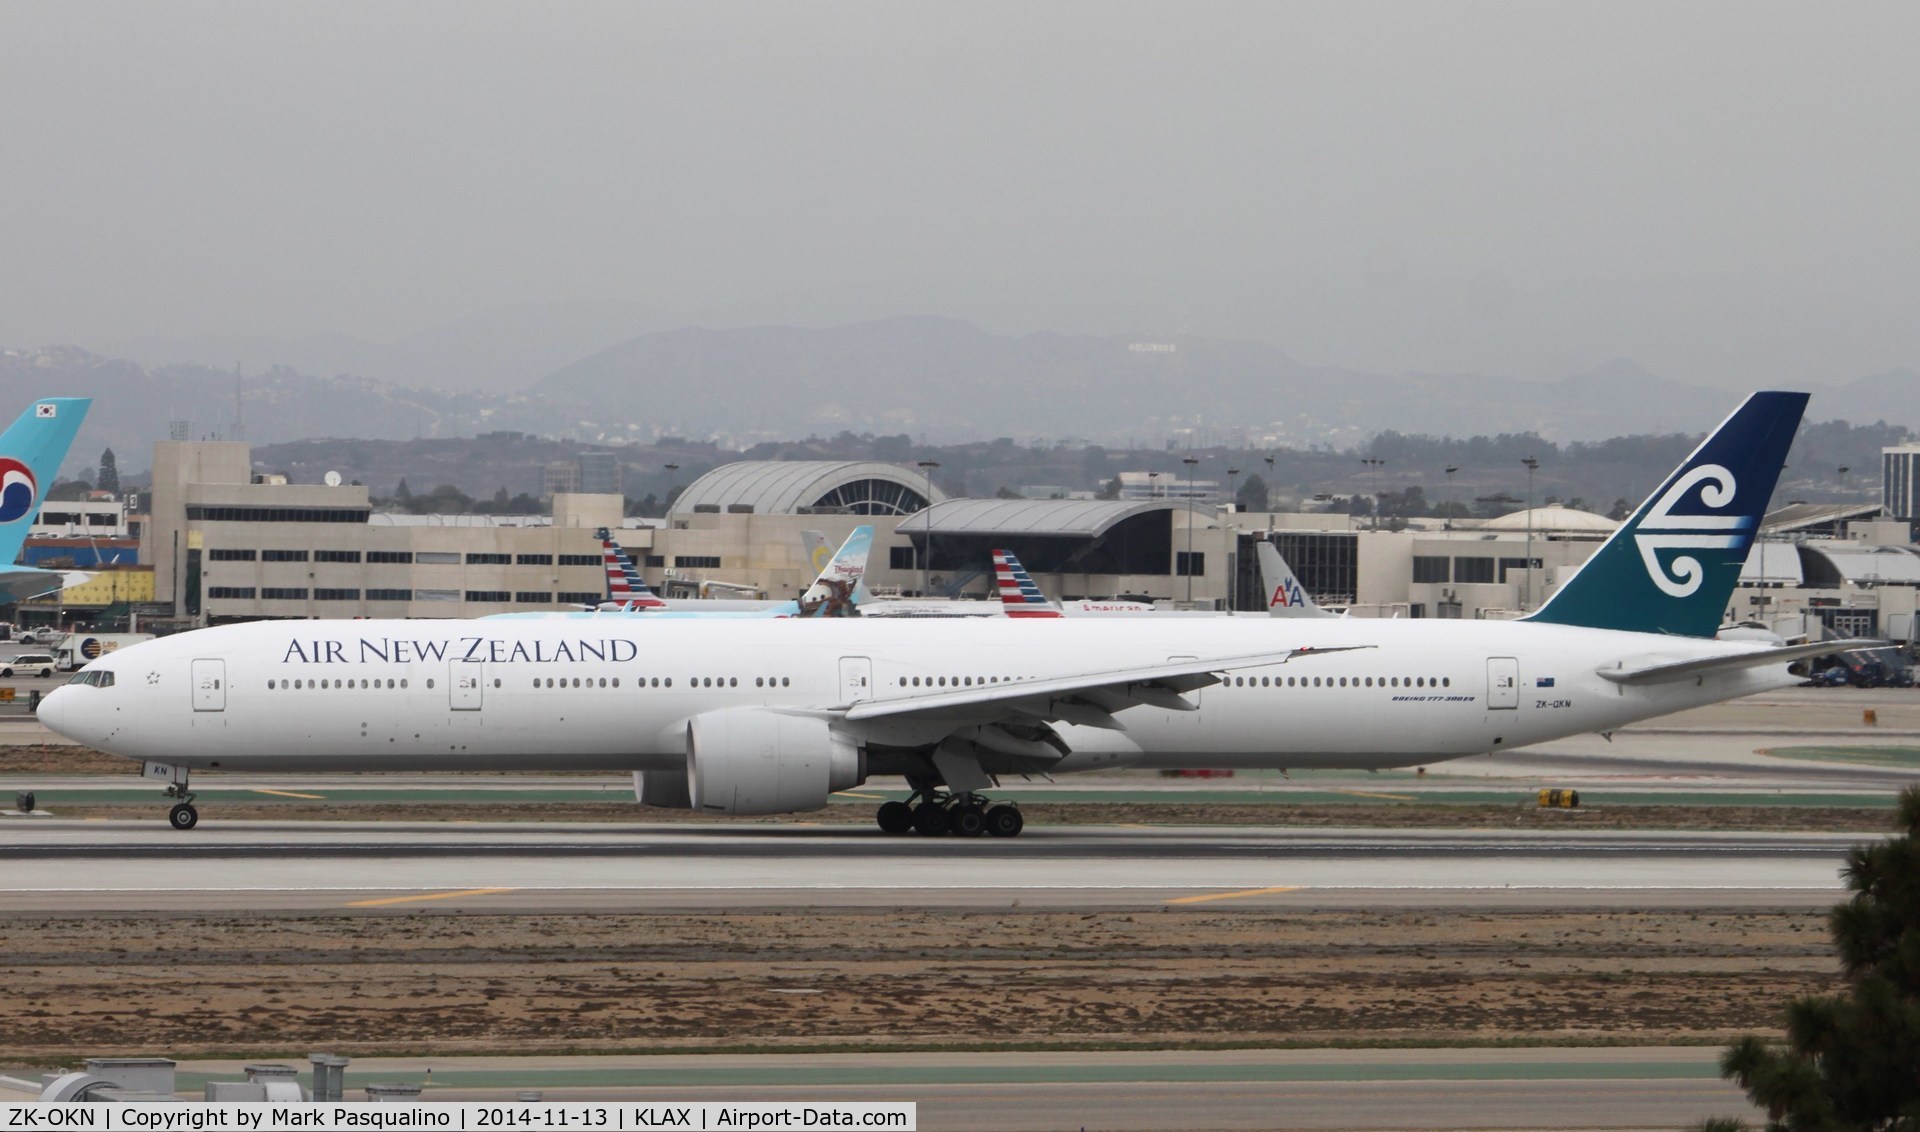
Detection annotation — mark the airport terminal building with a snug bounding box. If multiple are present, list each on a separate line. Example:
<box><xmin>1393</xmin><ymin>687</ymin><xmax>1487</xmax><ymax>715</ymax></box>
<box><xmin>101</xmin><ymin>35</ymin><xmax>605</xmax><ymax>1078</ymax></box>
<box><xmin>15</xmin><ymin>439</ymin><xmax>1918</xmax><ymax>643</ymax></box>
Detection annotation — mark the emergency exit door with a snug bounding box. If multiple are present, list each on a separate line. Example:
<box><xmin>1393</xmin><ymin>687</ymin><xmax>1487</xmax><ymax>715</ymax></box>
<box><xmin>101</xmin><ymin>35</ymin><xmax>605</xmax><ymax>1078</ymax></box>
<box><xmin>839</xmin><ymin>657</ymin><xmax>872</xmax><ymax>704</ymax></box>
<box><xmin>1486</xmin><ymin>657</ymin><xmax>1519</xmax><ymax>710</ymax></box>
<box><xmin>450</xmin><ymin>658</ymin><xmax>485</xmax><ymax>710</ymax></box>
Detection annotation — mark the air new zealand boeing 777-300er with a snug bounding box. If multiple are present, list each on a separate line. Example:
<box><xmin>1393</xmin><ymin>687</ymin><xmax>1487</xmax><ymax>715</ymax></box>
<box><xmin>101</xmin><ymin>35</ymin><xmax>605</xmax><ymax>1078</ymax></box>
<box><xmin>42</xmin><ymin>391</ymin><xmax>1856</xmax><ymax>836</ymax></box>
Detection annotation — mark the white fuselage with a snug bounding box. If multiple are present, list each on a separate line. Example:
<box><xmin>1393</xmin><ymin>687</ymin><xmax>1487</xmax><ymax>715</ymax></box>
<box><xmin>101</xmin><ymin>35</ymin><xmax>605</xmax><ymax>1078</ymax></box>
<box><xmin>40</xmin><ymin>616</ymin><xmax>1791</xmax><ymax>776</ymax></box>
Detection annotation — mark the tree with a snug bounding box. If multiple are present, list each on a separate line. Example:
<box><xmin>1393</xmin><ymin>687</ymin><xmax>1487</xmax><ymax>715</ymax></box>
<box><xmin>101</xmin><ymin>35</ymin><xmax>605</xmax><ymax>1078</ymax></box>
<box><xmin>1098</xmin><ymin>476</ymin><xmax>1123</xmax><ymax>501</ymax></box>
<box><xmin>96</xmin><ymin>448</ymin><xmax>120</xmax><ymax>496</ymax></box>
<box><xmin>1697</xmin><ymin>786</ymin><xmax>1920</xmax><ymax>1130</ymax></box>
<box><xmin>995</xmin><ymin>486</ymin><xmax>1021</xmax><ymax>499</ymax></box>
<box><xmin>1237</xmin><ymin>474</ymin><xmax>1270</xmax><ymax>513</ymax></box>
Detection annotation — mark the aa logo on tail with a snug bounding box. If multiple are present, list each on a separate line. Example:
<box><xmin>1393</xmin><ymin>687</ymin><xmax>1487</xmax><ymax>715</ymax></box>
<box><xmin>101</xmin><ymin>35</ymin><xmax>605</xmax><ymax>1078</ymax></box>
<box><xmin>1631</xmin><ymin>464</ymin><xmax>1753</xmax><ymax>598</ymax></box>
<box><xmin>1270</xmin><ymin>577</ymin><xmax>1308</xmax><ymax>609</ymax></box>
<box><xmin>0</xmin><ymin>459</ymin><xmax>38</xmax><ymax>524</ymax></box>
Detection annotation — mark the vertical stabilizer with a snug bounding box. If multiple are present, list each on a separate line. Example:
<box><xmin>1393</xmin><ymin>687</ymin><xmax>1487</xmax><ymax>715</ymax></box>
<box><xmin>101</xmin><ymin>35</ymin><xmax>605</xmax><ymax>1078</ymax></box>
<box><xmin>795</xmin><ymin>526</ymin><xmax>872</xmax><ymax>617</ymax></box>
<box><xmin>992</xmin><ymin>549</ymin><xmax>1064</xmax><ymax>617</ymax></box>
<box><xmin>1256</xmin><ymin>542</ymin><xmax>1339</xmax><ymax>619</ymax></box>
<box><xmin>0</xmin><ymin>398</ymin><xmax>90</xmax><ymax>567</ymax></box>
<box><xmin>1525</xmin><ymin>391</ymin><xmax>1807</xmax><ymax>637</ymax></box>
<box><xmin>595</xmin><ymin>527</ymin><xmax>666</xmax><ymax>610</ymax></box>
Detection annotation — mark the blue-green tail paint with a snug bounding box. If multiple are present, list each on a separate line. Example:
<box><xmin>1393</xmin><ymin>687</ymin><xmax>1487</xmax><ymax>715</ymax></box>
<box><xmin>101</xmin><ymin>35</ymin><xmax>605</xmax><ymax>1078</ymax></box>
<box><xmin>1525</xmin><ymin>391</ymin><xmax>1807</xmax><ymax>638</ymax></box>
<box><xmin>0</xmin><ymin>397</ymin><xmax>90</xmax><ymax>566</ymax></box>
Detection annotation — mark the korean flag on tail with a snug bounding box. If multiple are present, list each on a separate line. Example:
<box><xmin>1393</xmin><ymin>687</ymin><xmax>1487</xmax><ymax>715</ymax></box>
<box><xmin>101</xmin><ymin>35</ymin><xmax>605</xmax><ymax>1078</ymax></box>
<box><xmin>34</xmin><ymin>404</ymin><xmax>55</xmax><ymax>418</ymax></box>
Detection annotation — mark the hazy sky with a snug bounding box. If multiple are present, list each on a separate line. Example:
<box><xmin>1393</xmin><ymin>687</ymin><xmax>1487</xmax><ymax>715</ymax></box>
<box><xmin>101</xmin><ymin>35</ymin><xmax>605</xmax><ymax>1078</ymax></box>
<box><xmin>4</xmin><ymin>1</ymin><xmax>1918</xmax><ymax>389</ymax></box>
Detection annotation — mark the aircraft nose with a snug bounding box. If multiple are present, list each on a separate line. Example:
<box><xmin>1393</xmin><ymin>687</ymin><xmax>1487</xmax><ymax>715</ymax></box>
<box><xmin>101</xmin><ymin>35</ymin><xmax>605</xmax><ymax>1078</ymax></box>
<box><xmin>36</xmin><ymin>685</ymin><xmax>72</xmax><ymax>739</ymax></box>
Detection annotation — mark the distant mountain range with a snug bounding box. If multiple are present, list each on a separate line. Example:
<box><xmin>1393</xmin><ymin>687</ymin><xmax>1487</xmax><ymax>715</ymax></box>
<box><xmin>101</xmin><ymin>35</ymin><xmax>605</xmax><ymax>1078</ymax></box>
<box><xmin>9</xmin><ymin>314</ymin><xmax>1918</xmax><ymax>477</ymax></box>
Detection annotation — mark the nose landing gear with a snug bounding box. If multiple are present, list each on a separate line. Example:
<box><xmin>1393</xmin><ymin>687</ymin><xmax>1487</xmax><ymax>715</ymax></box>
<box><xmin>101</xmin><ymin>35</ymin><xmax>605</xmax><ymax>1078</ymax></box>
<box><xmin>874</xmin><ymin>790</ymin><xmax>1024</xmax><ymax>838</ymax></box>
<box><xmin>155</xmin><ymin>765</ymin><xmax>198</xmax><ymax>830</ymax></box>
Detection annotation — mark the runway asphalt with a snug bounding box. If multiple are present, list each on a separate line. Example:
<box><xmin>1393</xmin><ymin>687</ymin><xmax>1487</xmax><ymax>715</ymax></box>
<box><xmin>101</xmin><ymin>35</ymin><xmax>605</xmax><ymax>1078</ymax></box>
<box><xmin>0</xmin><ymin>1049</ymin><xmax>1764</xmax><ymax>1129</ymax></box>
<box><xmin>6</xmin><ymin>689</ymin><xmax>1884</xmax><ymax>1129</ymax></box>
<box><xmin>0</xmin><ymin>819</ymin><xmax>1854</xmax><ymax>912</ymax></box>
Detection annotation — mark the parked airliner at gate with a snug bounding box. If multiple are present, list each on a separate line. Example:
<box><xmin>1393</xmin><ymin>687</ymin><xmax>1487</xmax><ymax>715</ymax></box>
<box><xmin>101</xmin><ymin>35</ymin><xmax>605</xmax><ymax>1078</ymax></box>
<box><xmin>42</xmin><ymin>392</ymin><xmax>1852</xmax><ymax>837</ymax></box>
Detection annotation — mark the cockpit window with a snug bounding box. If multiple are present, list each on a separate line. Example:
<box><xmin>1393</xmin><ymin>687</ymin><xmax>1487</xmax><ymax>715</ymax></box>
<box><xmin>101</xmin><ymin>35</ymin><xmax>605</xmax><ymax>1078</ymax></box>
<box><xmin>66</xmin><ymin>670</ymin><xmax>115</xmax><ymax>688</ymax></box>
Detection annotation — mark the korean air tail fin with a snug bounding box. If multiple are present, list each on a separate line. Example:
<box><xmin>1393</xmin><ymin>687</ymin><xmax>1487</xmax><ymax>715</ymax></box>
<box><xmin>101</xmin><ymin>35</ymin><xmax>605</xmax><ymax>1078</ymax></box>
<box><xmin>0</xmin><ymin>398</ymin><xmax>91</xmax><ymax>600</ymax></box>
<box><xmin>795</xmin><ymin>526</ymin><xmax>872</xmax><ymax>618</ymax></box>
<box><xmin>1525</xmin><ymin>391</ymin><xmax>1807</xmax><ymax>638</ymax></box>
<box><xmin>992</xmin><ymin>549</ymin><xmax>1065</xmax><ymax>618</ymax></box>
<box><xmin>595</xmin><ymin>527</ymin><xmax>666</xmax><ymax>610</ymax></box>
<box><xmin>1256</xmin><ymin>542</ymin><xmax>1339</xmax><ymax>619</ymax></box>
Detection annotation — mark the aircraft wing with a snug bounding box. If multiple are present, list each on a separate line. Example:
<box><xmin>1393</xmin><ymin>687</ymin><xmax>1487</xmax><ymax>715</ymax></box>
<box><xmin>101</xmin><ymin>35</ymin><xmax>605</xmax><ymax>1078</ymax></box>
<box><xmin>841</xmin><ymin>645</ymin><xmax>1372</xmax><ymax>730</ymax></box>
<box><xmin>0</xmin><ymin>566</ymin><xmax>87</xmax><ymax>603</ymax></box>
<box><xmin>1596</xmin><ymin>639</ymin><xmax>1880</xmax><ymax>687</ymax></box>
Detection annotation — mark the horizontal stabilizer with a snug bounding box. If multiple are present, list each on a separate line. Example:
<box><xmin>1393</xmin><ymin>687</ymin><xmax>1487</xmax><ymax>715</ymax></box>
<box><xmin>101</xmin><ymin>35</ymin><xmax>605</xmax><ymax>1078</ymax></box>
<box><xmin>0</xmin><ymin>566</ymin><xmax>86</xmax><ymax>603</ymax></box>
<box><xmin>1597</xmin><ymin>639</ymin><xmax>1880</xmax><ymax>686</ymax></box>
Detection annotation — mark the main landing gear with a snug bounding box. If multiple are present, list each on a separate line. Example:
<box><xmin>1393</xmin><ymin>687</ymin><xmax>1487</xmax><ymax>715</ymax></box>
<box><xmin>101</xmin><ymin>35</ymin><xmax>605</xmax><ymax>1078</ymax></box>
<box><xmin>875</xmin><ymin>792</ymin><xmax>1024</xmax><ymax>838</ymax></box>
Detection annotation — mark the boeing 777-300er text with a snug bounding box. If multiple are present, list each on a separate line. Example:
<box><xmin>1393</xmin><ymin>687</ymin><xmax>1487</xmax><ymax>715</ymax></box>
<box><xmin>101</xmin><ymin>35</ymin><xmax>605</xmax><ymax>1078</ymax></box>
<box><xmin>42</xmin><ymin>391</ymin><xmax>1859</xmax><ymax>836</ymax></box>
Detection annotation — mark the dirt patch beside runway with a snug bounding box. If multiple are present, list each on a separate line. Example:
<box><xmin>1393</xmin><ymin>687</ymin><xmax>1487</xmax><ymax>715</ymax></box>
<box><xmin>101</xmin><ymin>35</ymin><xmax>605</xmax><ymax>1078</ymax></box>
<box><xmin>0</xmin><ymin>906</ymin><xmax>1838</xmax><ymax>1059</ymax></box>
<box><xmin>0</xmin><ymin>744</ymin><xmax>124</xmax><ymax>775</ymax></box>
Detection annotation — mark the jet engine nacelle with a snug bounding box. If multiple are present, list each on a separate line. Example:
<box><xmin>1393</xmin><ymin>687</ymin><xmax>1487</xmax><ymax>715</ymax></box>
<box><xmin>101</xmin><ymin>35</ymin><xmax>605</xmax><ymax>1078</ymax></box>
<box><xmin>633</xmin><ymin>769</ymin><xmax>692</xmax><ymax>809</ymax></box>
<box><xmin>687</xmin><ymin>708</ymin><xmax>864</xmax><ymax>815</ymax></box>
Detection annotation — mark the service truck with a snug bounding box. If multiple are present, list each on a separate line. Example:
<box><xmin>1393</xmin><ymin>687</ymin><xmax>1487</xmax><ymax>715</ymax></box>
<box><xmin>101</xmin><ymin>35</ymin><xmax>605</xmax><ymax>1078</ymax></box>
<box><xmin>55</xmin><ymin>632</ymin><xmax>154</xmax><ymax>672</ymax></box>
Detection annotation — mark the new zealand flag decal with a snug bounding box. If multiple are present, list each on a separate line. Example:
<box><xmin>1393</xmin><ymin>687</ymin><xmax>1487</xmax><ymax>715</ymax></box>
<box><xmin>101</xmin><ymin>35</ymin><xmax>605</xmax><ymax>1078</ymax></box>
<box><xmin>1535</xmin><ymin>677</ymin><xmax>1556</xmax><ymax>688</ymax></box>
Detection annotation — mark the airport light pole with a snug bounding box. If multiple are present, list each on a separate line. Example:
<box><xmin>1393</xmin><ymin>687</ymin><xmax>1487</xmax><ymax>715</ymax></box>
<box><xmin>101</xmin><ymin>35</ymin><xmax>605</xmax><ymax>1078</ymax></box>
<box><xmin>1444</xmin><ymin>465</ymin><xmax>1458</xmax><ymax>531</ymax></box>
<box><xmin>1361</xmin><ymin>457</ymin><xmax>1385</xmax><ymax>529</ymax></box>
<box><xmin>916</xmin><ymin>460</ymin><xmax>939</xmax><ymax>597</ymax></box>
<box><xmin>663</xmin><ymin>463</ymin><xmax>679</xmax><ymax>517</ymax></box>
<box><xmin>1183</xmin><ymin>456</ymin><xmax>1199</xmax><ymax>602</ymax></box>
<box><xmin>1521</xmin><ymin>456</ymin><xmax>1539</xmax><ymax>610</ymax></box>
<box><xmin>1225</xmin><ymin>467</ymin><xmax>1240</xmax><ymax>612</ymax></box>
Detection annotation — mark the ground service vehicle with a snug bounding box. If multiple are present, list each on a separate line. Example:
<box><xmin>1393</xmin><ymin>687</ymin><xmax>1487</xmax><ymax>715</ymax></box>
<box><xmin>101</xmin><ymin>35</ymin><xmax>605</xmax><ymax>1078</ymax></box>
<box><xmin>55</xmin><ymin>633</ymin><xmax>155</xmax><ymax>672</ymax></box>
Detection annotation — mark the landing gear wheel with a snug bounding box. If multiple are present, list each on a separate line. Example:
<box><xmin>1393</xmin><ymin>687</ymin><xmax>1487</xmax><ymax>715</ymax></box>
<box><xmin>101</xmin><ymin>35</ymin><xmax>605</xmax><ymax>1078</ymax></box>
<box><xmin>876</xmin><ymin>800</ymin><xmax>914</xmax><ymax>835</ymax></box>
<box><xmin>168</xmin><ymin>802</ymin><xmax>199</xmax><ymax>831</ymax></box>
<box><xmin>911</xmin><ymin>802</ymin><xmax>951</xmax><ymax>837</ymax></box>
<box><xmin>950</xmin><ymin>803</ymin><xmax>987</xmax><ymax>838</ymax></box>
<box><xmin>985</xmin><ymin>804</ymin><xmax>1024</xmax><ymax>838</ymax></box>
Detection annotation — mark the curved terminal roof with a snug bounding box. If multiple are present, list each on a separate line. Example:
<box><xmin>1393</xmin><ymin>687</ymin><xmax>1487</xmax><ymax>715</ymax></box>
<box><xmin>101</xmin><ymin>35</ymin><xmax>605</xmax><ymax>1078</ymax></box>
<box><xmin>1800</xmin><ymin>544</ymin><xmax>1920</xmax><ymax>587</ymax></box>
<box><xmin>1739</xmin><ymin>539</ymin><xmax>1804</xmax><ymax>585</ymax></box>
<box><xmin>1482</xmin><ymin>505</ymin><xmax>1618</xmax><ymax>534</ymax></box>
<box><xmin>910</xmin><ymin>497</ymin><xmax>1209</xmax><ymax>538</ymax></box>
<box><xmin>671</xmin><ymin>461</ymin><xmax>945</xmax><ymax>517</ymax></box>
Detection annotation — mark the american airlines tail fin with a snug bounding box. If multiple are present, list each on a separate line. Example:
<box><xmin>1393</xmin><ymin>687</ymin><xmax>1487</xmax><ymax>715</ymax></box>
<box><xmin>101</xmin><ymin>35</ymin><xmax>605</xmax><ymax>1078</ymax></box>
<box><xmin>991</xmin><ymin>549</ymin><xmax>1064</xmax><ymax>618</ymax></box>
<box><xmin>0</xmin><ymin>398</ymin><xmax>91</xmax><ymax>602</ymax></box>
<box><xmin>1256</xmin><ymin>542</ymin><xmax>1339</xmax><ymax>619</ymax></box>
<box><xmin>1526</xmin><ymin>391</ymin><xmax>1807</xmax><ymax>638</ymax></box>
<box><xmin>594</xmin><ymin>527</ymin><xmax>666</xmax><ymax>610</ymax></box>
<box><xmin>794</xmin><ymin>526</ymin><xmax>872</xmax><ymax>618</ymax></box>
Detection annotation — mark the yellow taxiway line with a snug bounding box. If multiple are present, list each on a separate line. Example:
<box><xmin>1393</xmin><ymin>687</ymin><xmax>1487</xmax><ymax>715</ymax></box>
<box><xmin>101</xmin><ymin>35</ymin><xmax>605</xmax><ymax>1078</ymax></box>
<box><xmin>345</xmin><ymin>888</ymin><xmax>517</xmax><ymax>908</ymax></box>
<box><xmin>1332</xmin><ymin>788</ymin><xmax>1420</xmax><ymax>802</ymax></box>
<box><xmin>254</xmin><ymin>788</ymin><xmax>326</xmax><ymax>799</ymax></box>
<box><xmin>1165</xmin><ymin>886</ymin><xmax>1302</xmax><ymax>905</ymax></box>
